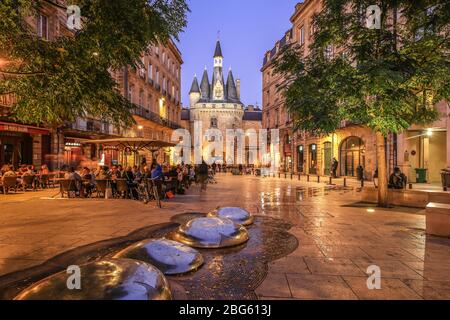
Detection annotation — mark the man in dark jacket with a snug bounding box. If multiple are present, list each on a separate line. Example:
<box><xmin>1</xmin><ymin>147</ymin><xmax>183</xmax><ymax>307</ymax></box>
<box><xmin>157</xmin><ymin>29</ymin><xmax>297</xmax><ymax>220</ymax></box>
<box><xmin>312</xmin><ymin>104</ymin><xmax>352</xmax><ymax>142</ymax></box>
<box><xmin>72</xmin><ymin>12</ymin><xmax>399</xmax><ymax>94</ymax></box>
<box><xmin>198</xmin><ymin>161</ymin><xmax>209</xmax><ymax>192</ymax></box>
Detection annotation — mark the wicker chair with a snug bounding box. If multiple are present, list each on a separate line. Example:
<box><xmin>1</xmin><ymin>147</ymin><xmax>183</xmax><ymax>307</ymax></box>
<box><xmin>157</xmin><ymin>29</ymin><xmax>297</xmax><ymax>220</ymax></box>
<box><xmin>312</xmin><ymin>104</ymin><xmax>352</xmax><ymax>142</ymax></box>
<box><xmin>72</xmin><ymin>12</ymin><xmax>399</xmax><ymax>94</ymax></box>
<box><xmin>115</xmin><ymin>179</ymin><xmax>128</xmax><ymax>199</ymax></box>
<box><xmin>40</xmin><ymin>174</ymin><xmax>50</xmax><ymax>189</ymax></box>
<box><xmin>21</xmin><ymin>175</ymin><xmax>36</xmax><ymax>191</ymax></box>
<box><xmin>96</xmin><ymin>180</ymin><xmax>108</xmax><ymax>198</ymax></box>
<box><xmin>59</xmin><ymin>179</ymin><xmax>78</xmax><ymax>198</ymax></box>
<box><xmin>2</xmin><ymin>176</ymin><xmax>18</xmax><ymax>194</ymax></box>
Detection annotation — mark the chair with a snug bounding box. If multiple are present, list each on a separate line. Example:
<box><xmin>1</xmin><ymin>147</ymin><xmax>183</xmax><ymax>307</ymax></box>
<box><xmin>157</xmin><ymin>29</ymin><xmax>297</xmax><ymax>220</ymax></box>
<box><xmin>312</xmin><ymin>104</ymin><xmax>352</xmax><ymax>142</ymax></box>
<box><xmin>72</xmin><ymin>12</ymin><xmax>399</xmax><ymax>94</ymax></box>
<box><xmin>2</xmin><ymin>176</ymin><xmax>18</xmax><ymax>194</ymax></box>
<box><xmin>40</xmin><ymin>174</ymin><xmax>50</xmax><ymax>189</ymax></box>
<box><xmin>95</xmin><ymin>180</ymin><xmax>108</xmax><ymax>198</ymax></box>
<box><xmin>21</xmin><ymin>175</ymin><xmax>36</xmax><ymax>191</ymax></box>
<box><xmin>115</xmin><ymin>179</ymin><xmax>128</xmax><ymax>199</ymax></box>
<box><xmin>59</xmin><ymin>179</ymin><xmax>78</xmax><ymax>198</ymax></box>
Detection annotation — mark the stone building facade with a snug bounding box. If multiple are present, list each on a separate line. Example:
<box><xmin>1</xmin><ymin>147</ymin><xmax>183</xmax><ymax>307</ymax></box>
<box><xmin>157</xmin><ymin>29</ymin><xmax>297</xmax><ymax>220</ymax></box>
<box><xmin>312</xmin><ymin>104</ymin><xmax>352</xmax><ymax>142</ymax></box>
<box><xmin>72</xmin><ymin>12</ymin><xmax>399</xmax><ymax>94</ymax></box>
<box><xmin>1</xmin><ymin>1</ymin><xmax>183</xmax><ymax>169</ymax></box>
<box><xmin>182</xmin><ymin>41</ymin><xmax>262</xmax><ymax>165</ymax></box>
<box><xmin>262</xmin><ymin>0</ymin><xmax>449</xmax><ymax>183</ymax></box>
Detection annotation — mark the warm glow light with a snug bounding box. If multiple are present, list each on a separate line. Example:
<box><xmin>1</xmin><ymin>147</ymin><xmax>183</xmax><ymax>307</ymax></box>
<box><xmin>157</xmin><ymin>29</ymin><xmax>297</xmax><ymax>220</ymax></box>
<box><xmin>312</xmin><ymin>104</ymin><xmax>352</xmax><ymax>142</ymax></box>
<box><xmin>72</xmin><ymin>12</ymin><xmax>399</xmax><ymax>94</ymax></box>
<box><xmin>367</xmin><ymin>209</ymin><xmax>375</xmax><ymax>213</ymax></box>
<box><xmin>137</xmin><ymin>125</ymin><xmax>144</xmax><ymax>130</ymax></box>
<box><xmin>0</xmin><ymin>58</ymin><xmax>8</xmax><ymax>67</ymax></box>
<box><xmin>427</xmin><ymin>129</ymin><xmax>433</xmax><ymax>137</ymax></box>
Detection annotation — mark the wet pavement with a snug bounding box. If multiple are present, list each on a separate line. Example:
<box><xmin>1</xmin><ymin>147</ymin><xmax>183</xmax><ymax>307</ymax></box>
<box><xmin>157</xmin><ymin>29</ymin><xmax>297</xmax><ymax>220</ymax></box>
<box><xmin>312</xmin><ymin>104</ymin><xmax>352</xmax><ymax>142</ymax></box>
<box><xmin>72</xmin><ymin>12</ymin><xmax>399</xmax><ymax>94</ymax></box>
<box><xmin>0</xmin><ymin>174</ymin><xmax>450</xmax><ymax>299</ymax></box>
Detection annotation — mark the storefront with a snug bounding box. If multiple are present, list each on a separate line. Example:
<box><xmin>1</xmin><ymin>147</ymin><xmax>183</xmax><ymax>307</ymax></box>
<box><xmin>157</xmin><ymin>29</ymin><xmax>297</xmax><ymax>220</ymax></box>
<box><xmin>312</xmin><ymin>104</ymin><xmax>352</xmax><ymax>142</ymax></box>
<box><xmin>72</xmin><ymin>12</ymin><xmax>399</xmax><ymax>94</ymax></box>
<box><xmin>297</xmin><ymin>145</ymin><xmax>304</xmax><ymax>173</ymax></box>
<box><xmin>339</xmin><ymin>136</ymin><xmax>365</xmax><ymax>177</ymax></box>
<box><xmin>309</xmin><ymin>144</ymin><xmax>317</xmax><ymax>174</ymax></box>
<box><xmin>0</xmin><ymin>122</ymin><xmax>50</xmax><ymax>168</ymax></box>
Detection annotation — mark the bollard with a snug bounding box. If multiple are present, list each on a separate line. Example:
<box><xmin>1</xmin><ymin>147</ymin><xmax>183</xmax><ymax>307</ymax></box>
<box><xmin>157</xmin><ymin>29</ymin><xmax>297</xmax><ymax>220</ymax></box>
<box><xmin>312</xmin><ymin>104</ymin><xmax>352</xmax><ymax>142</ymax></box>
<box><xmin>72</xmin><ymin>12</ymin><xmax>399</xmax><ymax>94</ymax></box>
<box><xmin>298</xmin><ymin>174</ymin><xmax>301</xmax><ymax>181</ymax></box>
<box><xmin>307</xmin><ymin>175</ymin><xmax>310</xmax><ymax>182</ymax></box>
<box><xmin>343</xmin><ymin>178</ymin><xmax>347</xmax><ymax>187</ymax></box>
<box><xmin>291</xmin><ymin>174</ymin><xmax>293</xmax><ymax>180</ymax></box>
<box><xmin>317</xmin><ymin>175</ymin><xmax>320</xmax><ymax>183</ymax></box>
<box><xmin>329</xmin><ymin>176</ymin><xmax>332</xmax><ymax>185</ymax></box>
<box><xmin>409</xmin><ymin>183</ymin><xmax>413</xmax><ymax>190</ymax></box>
<box><xmin>361</xmin><ymin>179</ymin><xmax>364</xmax><ymax>188</ymax></box>
<box><xmin>284</xmin><ymin>173</ymin><xmax>287</xmax><ymax>179</ymax></box>
<box><xmin>278</xmin><ymin>173</ymin><xmax>281</xmax><ymax>179</ymax></box>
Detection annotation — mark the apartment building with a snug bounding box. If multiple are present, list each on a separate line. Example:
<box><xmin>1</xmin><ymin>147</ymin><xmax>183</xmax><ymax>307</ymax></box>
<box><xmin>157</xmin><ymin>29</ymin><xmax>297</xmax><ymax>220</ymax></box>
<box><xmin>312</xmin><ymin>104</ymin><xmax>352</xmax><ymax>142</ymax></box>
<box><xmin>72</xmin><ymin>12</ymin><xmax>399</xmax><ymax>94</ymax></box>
<box><xmin>0</xmin><ymin>1</ymin><xmax>183</xmax><ymax>169</ymax></box>
<box><xmin>262</xmin><ymin>0</ymin><xmax>449</xmax><ymax>183</ymax></box>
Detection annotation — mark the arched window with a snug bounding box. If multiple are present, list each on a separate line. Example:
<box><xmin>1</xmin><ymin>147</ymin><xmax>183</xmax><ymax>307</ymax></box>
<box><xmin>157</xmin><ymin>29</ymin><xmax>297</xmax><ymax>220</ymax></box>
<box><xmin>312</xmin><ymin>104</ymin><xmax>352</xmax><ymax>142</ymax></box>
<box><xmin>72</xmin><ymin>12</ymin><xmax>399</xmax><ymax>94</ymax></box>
<box><xmin>340</xmin><ymin>137</ymin><xmax>365</xmax><ymax>177</ymax></box>
<box><xmin>309</xmin><ymin>144</ymin><xmax>317</xmax><ymax>174</ymax></box>
<box><xmin>210</xmin><ymin>117</ymin><xmax>218</xmax><ymax>128</ymax></box>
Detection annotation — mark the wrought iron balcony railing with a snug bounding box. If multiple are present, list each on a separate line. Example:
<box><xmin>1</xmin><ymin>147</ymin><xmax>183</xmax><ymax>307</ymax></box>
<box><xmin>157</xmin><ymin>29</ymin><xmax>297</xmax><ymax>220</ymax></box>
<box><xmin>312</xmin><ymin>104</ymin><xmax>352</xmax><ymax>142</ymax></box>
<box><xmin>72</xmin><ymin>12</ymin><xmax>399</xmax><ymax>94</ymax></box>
<box><xmin>132</xmin><ymin>105</ymin><xmax>182</xmax><ymax>130</ymax></box>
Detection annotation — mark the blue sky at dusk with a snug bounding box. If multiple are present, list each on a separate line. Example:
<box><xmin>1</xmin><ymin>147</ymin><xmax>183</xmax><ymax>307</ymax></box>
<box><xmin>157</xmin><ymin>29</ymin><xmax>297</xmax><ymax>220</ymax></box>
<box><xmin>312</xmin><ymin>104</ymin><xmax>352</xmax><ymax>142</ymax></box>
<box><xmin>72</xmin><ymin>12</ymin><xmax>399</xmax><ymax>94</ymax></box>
<box><xmin>177</xmin><ymin>0</ymin><xmax>300</xmax><ymax>108</ymax></box>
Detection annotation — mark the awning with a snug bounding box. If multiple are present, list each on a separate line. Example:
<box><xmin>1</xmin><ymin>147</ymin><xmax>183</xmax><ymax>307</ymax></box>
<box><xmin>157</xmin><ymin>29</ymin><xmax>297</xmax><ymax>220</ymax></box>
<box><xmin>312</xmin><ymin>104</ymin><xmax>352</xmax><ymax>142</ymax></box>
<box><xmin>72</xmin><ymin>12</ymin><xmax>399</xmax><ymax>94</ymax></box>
<box><xmin>79</xmin><ymin>138</ymin><xmax>176</xmax><ymax>152</ymax></box>
<box><xmin>0</xmin><ymin>122</ymin><xmax>50</xmax><ymax>135</ymax></box>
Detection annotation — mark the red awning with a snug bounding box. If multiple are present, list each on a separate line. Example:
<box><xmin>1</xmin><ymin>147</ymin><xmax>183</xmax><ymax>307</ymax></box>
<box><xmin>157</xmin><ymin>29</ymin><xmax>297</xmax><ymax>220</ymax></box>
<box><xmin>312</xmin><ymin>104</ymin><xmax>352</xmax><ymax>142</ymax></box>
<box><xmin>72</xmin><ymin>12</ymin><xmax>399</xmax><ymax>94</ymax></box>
<box><xmin>0</xmin><ymin>122</ymin><xmax>50</xmax><ymax>135</ymax></box>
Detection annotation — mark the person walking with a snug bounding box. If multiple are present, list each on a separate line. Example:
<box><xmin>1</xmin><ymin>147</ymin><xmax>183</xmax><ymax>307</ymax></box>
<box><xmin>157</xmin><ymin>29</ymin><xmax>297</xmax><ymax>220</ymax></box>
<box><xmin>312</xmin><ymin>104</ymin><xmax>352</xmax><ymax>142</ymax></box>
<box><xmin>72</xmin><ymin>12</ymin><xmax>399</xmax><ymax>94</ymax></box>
<box><xmin>198</xmin><ymin>160</ymin><xmax>209</xmax><ymax>192</ymax></box>
<box><xmin>331</xmin><ymin>158</ymin><xmax>339</xmax><ymax>178</ymax></box>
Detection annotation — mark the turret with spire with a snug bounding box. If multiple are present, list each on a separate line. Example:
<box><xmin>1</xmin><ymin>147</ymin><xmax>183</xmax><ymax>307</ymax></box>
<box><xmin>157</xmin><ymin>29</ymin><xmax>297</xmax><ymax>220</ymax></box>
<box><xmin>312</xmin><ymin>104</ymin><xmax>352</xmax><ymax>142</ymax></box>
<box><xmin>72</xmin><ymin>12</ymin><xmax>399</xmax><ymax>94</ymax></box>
<box><xmin>189</xmin><ymin>74</ymin><xmax>200</xmax><ymax>106</ymax></box>
<box><xmin>189</xmin><ymin>39</ymin><xmax>243</xmax><ymax>106</ymax></box>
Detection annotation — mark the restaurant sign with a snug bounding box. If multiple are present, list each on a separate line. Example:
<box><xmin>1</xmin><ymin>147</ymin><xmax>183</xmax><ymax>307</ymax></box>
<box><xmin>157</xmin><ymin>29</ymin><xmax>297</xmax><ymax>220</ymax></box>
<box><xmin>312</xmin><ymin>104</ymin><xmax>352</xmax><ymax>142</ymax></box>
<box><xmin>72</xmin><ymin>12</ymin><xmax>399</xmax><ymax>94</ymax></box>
<box><xmin>0</xmin><ymin>122</ymin><xmax>49</xmax><ymax>135</ymax></box>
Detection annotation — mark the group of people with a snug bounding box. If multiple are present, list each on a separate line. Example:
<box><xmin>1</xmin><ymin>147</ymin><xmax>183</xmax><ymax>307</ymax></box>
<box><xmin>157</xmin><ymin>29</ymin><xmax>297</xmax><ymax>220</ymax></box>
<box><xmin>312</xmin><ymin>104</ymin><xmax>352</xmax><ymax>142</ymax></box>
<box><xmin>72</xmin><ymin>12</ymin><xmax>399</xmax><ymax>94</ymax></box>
<box><xmin>0</xmin><ymin>164</ymin><xmax>51</xmax><ymax>187</ymax></box>
<box><xmin>59</xmin><ymin>160</ymin><xmax>215</xmax><ymax>199</ymax></box>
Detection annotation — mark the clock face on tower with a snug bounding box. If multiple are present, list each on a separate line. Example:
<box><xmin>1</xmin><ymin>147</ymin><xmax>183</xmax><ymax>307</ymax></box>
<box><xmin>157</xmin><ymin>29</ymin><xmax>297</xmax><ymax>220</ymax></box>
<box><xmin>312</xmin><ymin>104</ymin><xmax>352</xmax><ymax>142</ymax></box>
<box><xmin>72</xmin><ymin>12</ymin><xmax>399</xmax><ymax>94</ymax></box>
<box><xmin>214</xmin><ymin>81</ymin><xmax>223</xmax><ymax>100</ymax></box>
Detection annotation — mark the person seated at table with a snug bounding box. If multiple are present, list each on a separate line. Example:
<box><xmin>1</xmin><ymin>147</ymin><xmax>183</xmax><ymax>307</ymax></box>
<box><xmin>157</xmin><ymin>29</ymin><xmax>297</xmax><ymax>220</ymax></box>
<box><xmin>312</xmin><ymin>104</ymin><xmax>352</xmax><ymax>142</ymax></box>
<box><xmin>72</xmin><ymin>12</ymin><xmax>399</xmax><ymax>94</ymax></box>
<box><xmin>122</xmin><ymin>166</ymin><xmax>138</xmax><ymax>199</ymax></box>
<box><xmin>132</xmin><ymin>165</ymin><xmax>142</xmax><ymax>182</ymax></box>
<box><xmin>65</xmin><ymin>167</ymin><xmax>82</xmax><ymax>181</ymax></box>
<box><xmin>141</xmin><ymin>166</ymin><xmax>151</xmax><ymax>180</ymax></box>
<box><xmin>39</xmin><ymin>164</ymin><xmax>50</xmax><ymax>175</ymax></box>
<box><xmin>22</xmin><ymin>166</ymin><xmax>34</xmax><ymax>176</ymax></box>
<box><xmin>64</xmin><ymin>167</ymin><xmax>82</xmax><ymax>194</ymax></box>
<box><xmin>110</xmin><ymin>165</ymin><xmax>122</xmax><ymax>179</ymax></box>
<box><xmin>1</xmin><ymin>165</ymin><xmax>17</xmax><ymax>181</ymax></box>
<box><xmin>96</xmin><ymin>166</ymin><xmax>111</xmax><ymax>180</ymax></box>
<box><xmin>81</xmin><ymin>167</ymin><xmax>96</xmax><ymax>196</ymax></box>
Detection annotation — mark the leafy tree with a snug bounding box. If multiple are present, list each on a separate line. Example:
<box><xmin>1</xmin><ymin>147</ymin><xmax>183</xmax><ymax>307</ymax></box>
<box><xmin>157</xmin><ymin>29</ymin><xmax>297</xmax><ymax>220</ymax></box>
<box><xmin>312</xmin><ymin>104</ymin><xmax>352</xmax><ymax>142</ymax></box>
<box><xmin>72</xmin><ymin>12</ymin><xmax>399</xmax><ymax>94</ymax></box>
<box><xmin>276</xmin><ymin>0</ymin><xmax>449</xmax><ymax>207</ymax></box>
<box><xmin>0</xmin><ymin>0</ymin><xmax>189</xmax><ymax>127</ymax></box>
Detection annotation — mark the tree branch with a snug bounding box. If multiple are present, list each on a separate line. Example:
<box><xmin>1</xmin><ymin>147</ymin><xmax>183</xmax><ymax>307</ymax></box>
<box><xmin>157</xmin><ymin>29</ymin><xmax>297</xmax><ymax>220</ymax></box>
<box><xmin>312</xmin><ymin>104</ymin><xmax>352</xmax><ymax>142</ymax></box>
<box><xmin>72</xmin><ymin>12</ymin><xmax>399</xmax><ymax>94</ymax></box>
<box><xmin>0</xmin><ymin>70</ymin><xmax>44</xmax><ymax>76</ymax></box>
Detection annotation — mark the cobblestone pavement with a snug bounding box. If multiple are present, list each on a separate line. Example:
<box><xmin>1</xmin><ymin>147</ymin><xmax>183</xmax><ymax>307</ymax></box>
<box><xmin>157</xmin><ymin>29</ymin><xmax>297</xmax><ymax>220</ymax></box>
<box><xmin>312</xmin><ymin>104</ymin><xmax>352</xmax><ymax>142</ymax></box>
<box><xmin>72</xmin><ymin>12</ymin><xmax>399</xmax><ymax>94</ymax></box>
<box><xmin>0</xmin><ymin>174</ymin><xmax>449</xmax><ymax>299</ymax></box>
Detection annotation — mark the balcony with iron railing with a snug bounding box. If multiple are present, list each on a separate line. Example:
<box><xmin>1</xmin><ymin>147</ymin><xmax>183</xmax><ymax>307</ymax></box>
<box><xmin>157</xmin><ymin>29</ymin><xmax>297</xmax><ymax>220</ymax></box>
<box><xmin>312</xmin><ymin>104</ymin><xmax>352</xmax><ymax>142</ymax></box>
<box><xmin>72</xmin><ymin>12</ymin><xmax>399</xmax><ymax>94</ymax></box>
<box><xmin>132</xmin><ymin>105</ymin><xmax>182</xmax><ymax>130</ymax></box>
<box><xmin>64</xmin><ymin>119</ymin><xmax>122</xmax><ymax>136</ymax></box>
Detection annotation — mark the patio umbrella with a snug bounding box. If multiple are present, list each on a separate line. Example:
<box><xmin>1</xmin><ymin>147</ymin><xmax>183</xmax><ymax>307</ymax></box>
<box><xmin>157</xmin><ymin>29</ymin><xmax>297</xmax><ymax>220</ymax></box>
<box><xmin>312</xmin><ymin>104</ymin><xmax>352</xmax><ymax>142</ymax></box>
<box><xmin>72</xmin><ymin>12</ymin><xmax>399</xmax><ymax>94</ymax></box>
<box><xmin>80</xmin><ymin>138</ymin><xmax>176</xmax><ymax>165</ymax></box>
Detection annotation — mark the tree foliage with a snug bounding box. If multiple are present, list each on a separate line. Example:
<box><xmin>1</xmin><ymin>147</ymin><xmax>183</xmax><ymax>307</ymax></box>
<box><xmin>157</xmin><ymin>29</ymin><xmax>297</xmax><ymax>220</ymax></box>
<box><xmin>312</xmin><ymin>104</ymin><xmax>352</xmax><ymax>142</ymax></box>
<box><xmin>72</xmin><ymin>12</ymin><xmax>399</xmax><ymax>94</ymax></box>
<box><xmin>276</xmin><ymin>0</ymin><xmax>449</xmax><ymax>137</ymax></box>
<box><xmin>0</xmin><ymin>0</ymin><xmax>189</xmax><ymax>127</ymax></box>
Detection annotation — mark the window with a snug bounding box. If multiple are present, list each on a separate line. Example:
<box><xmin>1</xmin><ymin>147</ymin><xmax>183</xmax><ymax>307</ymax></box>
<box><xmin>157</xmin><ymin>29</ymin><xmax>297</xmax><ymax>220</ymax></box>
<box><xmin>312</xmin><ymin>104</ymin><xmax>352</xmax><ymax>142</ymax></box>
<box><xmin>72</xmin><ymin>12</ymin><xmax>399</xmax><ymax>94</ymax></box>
<box><xmin>37</xmin><ymin>14</ymin><xmax>48</xmax><ymax>40</ymax></box>
<box><xmin>147</xmin><ymin>95</ymin><xmax>152</xmax><ymax>111</ymax></box>
<box><xmin>155</xmin><ymin>69</ymin><xmax>160</xmax><ymax>85</ymax></box>
<box><xmin>300</xmin><ymin>26</ymin><xmax>305</xmax><ymax>45</ymax></box>
<box><xmin>210</xmin><ymin>117</ymin><xmax>218</xmax><ymax>128</ymax></box>
<box><xmin>155</xmin><ymin>46</ymin><xmax>159</xmax><ymax>56</ymax></box>
<box><xmin>128</xmin><ymin>86</ymin><xmax>134</xmax><ymax>103</ymax></box>
<box><xmin>148</xmin><ymin>64</ymin><xmax>153</xmax><ymax>80</ymax></box>
<box><xmin>138</xmin><ymin>90</ymin><xmax>144</xmax><ymax>107</ymax></box>
<box><xmin>163</xmin><ymin>76</ymin><xmax>166</xmax><ymax>91</ymax></box>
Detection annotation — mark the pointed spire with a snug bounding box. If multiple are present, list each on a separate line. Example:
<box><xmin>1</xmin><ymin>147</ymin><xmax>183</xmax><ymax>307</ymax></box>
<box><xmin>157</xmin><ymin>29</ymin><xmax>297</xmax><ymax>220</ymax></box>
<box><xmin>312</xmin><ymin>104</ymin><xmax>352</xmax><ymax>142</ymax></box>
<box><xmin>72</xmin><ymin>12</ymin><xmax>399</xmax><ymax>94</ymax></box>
<box><xmin>214</xmin><ymin>40</ymin><xmax>223</xmax><ymax>58</ymax></box>
<box><xmin>200</xmin><ymin>69</ymin><xmax>210</xmax><ymax>99</ymax></box>
<box><xmin>189</xmin><ymin>75</ymin><xmax>200</xmax><ymax>94</ymax></box>
<box><xmin>226</xmin><ymin>69</ymin><xmax>238</xmax><ymax>101</ymax></box>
